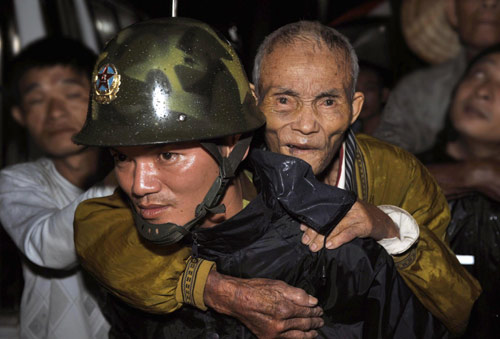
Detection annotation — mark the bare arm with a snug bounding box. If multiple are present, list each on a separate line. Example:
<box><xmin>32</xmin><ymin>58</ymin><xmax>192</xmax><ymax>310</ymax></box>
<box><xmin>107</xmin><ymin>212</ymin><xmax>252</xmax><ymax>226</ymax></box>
<box><xmin>300</xmin><ymin>200</ymin><xmax>400</xmax><ymax>252</ymax></box>
<box><xmin>427</xmin><ymin>160</ymin><xmax>500</xmax><ymax>201</ymax></box>
<box><xmin>205</xmin><ymin>271</ymin><xmax>324</xmax><ymax>339</ymax></box>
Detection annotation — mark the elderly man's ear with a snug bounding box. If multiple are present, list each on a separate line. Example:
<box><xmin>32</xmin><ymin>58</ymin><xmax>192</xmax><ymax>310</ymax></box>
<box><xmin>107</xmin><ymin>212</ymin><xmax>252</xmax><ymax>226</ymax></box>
<box><xmin>351</xmin><ymin>91</ymin><xmax>364</xmax><ymax>125</ymax></box>
<box><xmin>249</xmin><ymin>83</ymin><xmax>259</xmax><ymax>103</ymax></box>
<box><xmin>11</xmin><ymin>106</ymin><xmax>26</xmax><ymax>127</ymax></box>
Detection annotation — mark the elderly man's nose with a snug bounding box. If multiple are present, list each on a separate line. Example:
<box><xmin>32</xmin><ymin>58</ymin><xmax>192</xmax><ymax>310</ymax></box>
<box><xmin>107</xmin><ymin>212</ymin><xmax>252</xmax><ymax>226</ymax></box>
<box><xmin>291</xmin><ymin>108</ymin><xmax>320</xmax><ymax>134</ymax></box>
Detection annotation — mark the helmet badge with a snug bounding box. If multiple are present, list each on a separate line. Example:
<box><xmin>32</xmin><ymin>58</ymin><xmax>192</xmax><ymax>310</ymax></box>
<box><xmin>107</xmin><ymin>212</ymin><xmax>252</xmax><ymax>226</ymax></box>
<box><xmin>94</xmin><ymin>64</ymin><xmax>121</xmax><ymax>104</ymax></box>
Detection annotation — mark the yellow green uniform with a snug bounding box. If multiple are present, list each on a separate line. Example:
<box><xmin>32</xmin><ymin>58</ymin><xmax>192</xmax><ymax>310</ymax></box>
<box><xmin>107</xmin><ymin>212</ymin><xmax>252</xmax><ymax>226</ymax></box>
<box><xmin>74</xmin><ymin>134</ymin><xmax>480</xmax><ymax>334</ymax></box>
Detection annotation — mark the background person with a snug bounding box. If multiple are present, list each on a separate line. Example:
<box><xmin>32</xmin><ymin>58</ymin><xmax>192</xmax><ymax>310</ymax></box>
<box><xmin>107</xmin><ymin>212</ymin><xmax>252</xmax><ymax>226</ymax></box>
<box><xmin>352</xmin><ymin>60</ymin><xmax>391</xmax><ymax>135</ymax></box>
<box><xmin>418</xmin><ymin>44</ymin><xmax>500</xmax><ymax>337</ymax></box>
<box><xmin>0</xmin><ymin>37</ymin><xmax>114</xmax><ymax>339</ymax></box>
<box><xmin>375</xmin><ymin>0</ymin><xmax>500</xmax><ymax>153</ymax></box>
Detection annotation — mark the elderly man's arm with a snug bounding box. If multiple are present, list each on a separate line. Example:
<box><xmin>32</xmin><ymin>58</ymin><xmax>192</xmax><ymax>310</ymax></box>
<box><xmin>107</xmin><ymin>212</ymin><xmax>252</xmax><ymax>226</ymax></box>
<box><xmin>299</xmin><ymin>136</ymin><xmax>482</xmax><ymax>334</ymax></box>
<box><xmin>426</xmin><ymin>160</ymin><xmax>500</xmax><ymax>201</ymax></box>
<box><xmin>357</xmin><ymin>138</ymin><xmax>481</xmax><ymax>334</ymax></box>
<box><xmin>75</xmin><ymin>190</ymin><xmax>323</xmax><ymax>338</ymax></box>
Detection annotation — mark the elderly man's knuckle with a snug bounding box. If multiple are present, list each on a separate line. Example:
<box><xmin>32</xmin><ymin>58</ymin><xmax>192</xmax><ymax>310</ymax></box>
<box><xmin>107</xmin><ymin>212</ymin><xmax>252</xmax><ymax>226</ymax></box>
<box><xmin>273</xmin><ymin>320</ymin><xmax>287</xmax><ymax>333</ymax></box>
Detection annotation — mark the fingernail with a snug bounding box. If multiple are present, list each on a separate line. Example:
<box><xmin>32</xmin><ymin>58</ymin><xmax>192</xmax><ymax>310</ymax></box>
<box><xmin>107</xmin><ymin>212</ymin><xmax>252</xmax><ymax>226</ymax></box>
<box><xmin>326</xmin><ymin>241</ymin><xmax>332</xmax><ymax>248</ymax></box>
<box><xmin>300</xmin><ymin>224</ymin><xmax>306</xmax><ymax>231</ymax></box>
<box><xmin>302</xmin><ymin>234</ymin><xmax>309</xmax><ymax>244</ymax></box>
<box><xmin>310</xmin><ymin>243</ymin><xmax>317</xmax><ymax>251</ymax></box>
<box><xmin>308</xmin><ymin>295</ymin><xmax>318</xmax><ymax>305</ymax></box>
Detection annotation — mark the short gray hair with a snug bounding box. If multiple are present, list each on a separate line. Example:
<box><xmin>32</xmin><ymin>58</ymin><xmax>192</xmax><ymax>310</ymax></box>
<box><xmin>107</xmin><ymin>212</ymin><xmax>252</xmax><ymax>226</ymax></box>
<box><xmin>252</xmin><ymin>21</ymin><xmax>359</xmax><ymax>100</ymax></box>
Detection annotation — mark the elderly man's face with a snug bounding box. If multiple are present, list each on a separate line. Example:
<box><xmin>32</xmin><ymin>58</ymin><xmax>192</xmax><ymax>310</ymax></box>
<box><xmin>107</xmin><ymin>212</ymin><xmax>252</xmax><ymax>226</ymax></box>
<box><xmin>451</xmin><ymin>51</ymin><xmax>500</xmax><ymax>143</ymax></box>
<box><xmin>258</xmin><ymin>40</ymin><xmax>363</xmax><ymax>175</ymax></box>
<box><xmin>451</xmin><ymin>0</ymin><xmax>500</xmax><ymax>50</ymax></box>
<box><xmin>111</xmin><ymin>142</ymin><xmax>222</xmax><ymax>227</ymax></box>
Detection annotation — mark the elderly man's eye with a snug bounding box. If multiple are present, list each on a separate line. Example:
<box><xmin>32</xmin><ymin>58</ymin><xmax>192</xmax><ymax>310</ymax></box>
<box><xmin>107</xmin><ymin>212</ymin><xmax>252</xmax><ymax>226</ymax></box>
<box><xmin>278</xmin><ymin>97</ymin><xmax>288</xmax><ymax>105</ymax></box>
<box><xmin>325</xmin><ymin>99</ymin><xmax>334</xmax><ymax>106</ymax></box>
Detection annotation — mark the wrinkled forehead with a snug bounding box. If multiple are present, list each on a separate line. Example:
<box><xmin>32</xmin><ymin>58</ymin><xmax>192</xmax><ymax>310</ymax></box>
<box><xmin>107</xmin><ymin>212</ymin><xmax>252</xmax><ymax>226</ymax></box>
<box><xmin>260</xmin><ymin>39</ymin><xmax>352</xmax><ymax>93</ymax></box>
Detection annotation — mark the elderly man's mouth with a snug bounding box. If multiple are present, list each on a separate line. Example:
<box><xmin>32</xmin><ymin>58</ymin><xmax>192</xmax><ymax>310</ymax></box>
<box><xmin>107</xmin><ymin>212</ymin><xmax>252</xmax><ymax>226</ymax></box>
<box><xmin>286</xmin><ymin>144</ymin><xmax>318</xmax><ymax>154</ymax></box>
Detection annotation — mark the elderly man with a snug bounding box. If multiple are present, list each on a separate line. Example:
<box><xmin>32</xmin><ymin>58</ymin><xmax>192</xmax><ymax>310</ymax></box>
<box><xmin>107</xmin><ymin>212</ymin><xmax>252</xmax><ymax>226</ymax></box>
<box><xmin>75</xmin><ymin>19</ymin><xmax>479</xmax><ymax>336</ymax></box>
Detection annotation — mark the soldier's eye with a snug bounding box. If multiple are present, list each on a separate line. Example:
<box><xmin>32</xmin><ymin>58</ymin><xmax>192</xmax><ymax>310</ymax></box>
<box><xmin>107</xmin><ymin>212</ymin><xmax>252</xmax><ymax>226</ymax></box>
<box><xmin>112</xmin><ymin>153</ymin><xmax>127</xmax><ymax>162</ymax></box>
<box><xmin>161</xmin><ymin>152</ymin><xmax>173</xmax><ymax>160</ymax></box>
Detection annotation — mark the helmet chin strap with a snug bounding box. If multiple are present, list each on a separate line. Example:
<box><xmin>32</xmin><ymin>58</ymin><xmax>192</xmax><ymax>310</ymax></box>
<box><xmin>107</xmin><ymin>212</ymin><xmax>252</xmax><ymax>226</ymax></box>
<box><xmin>130</xmin><ymin>135</ymin><xmax>252</xmax><ymax>246</ymax></box>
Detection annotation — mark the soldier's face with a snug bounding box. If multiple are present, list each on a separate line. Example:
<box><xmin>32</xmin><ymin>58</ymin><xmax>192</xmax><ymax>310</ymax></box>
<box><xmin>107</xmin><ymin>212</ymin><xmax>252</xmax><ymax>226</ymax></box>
<box><xmin>257</xmin><ymin>40</ymin><xmax>363</xmax><ymax>175</ymax></box>
<box><xmin>13</xmin><ymin>66</ymin><xmax>89</xmax><ymax>157</ymax></box>
<box><xmin>111</xmin><ymin>142</ymin><xmax>222</xmax><ymax>227</ymax></box>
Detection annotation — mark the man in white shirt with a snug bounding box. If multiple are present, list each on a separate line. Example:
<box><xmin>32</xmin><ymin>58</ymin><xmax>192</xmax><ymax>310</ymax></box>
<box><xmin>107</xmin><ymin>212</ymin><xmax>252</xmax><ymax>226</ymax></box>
<box><xmin>0</xmin><ymin>37</ymin><xmax>115</xmax><ymax>339</ymax></box>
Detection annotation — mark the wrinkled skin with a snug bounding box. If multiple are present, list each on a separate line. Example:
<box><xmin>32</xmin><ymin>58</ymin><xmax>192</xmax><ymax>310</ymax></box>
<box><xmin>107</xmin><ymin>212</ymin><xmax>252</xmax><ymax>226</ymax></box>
<box><xmin>205</xmin><ymin>271</ymin><xmax>324</xmax><ymax>338</ymax></box>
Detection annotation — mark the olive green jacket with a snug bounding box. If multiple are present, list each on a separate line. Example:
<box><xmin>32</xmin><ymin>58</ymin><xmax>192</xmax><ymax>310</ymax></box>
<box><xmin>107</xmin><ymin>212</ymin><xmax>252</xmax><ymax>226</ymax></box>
<box><xmin>353</xmin><ymin>134</ymin><xmax>480</xmax><ymax>334</ymax></box>
<box><xmin>74</xmin><ymin>134</ymin><xmax>480</xmax><ymax>334</ymax></box>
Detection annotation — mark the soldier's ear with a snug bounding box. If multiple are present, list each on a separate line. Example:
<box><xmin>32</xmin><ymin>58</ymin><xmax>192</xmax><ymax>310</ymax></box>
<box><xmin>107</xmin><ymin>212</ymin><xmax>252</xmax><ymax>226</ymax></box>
<box><xmin>221</xmin><ymin>134</ymin><xmax>250</xmax><ymax>161</ymax></box>
<box><xmin>11</xmin><ymin>106</ymin><xmax>26</xmax><ymax>127</ymax></box>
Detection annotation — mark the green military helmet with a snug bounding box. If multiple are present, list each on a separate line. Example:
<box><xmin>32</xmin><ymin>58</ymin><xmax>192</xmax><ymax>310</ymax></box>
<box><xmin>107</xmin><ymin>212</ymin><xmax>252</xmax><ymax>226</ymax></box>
<box><xmin>73</xmin><ymin>17</ymin><xmax>264</xmax><ymax>147</ymax></box>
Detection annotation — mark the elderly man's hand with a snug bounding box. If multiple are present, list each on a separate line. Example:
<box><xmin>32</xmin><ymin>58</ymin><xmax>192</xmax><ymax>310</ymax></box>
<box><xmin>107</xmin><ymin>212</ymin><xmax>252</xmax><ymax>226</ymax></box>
<box><xmin>204</xmin><ymin>270</ymin><xmax>324</xmax><ymax>338</ymax></box>
<box><xmin>300</xmin><ymin>200</ymin><xmax>399</xmax><ymax>252</ymax></box>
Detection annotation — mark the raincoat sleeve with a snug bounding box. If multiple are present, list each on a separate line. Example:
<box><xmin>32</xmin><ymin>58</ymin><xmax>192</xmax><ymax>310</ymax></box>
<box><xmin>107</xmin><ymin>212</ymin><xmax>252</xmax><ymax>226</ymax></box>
<box><xmin>74</xmin><ymin>189</ymin><xmax>215</xmax><ymax>313</ymax></box>
<box><xmin>355</xmin><ymin>134</ymin><xmax>481</xmax><ymax>334</ymax></box>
